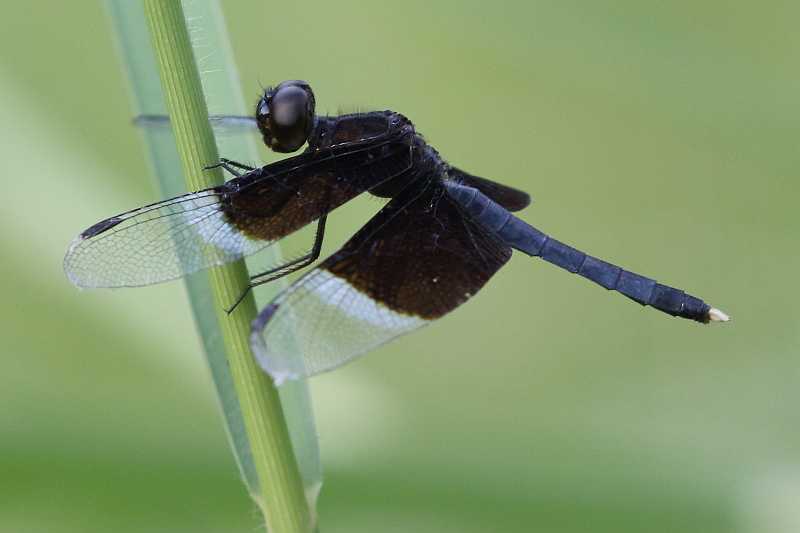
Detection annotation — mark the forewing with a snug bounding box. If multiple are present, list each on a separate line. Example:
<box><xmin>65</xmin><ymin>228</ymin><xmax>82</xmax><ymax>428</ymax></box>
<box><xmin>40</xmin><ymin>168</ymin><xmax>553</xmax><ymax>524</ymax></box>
<box><xmin>134</xmin><ymin>114</ymin><xmax>258</xmax><ymax>136</ymax></box>
<box><xmin>64</xmin><ymin>189</ymin><xmax>271</xmax><ymax>288</ymax></box>
<box><xmin>66</xmin><ymin>133</ymin><xmax>414</xmax><ymax>289</ymax></box>
<box><xmin>250</xmin><ymin>180</ymin><xmax>513</xmax><ymax>384</ymax></box>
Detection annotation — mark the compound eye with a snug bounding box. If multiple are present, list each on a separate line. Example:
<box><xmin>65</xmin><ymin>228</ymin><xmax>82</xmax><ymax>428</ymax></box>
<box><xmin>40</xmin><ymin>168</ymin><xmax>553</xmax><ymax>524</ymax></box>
<box><xmin>256</xmin><ymin>80</ymin><xmax>315</xmax><ymax>153</ymax></box>
<box><xmin>255</xmin><ymin>94</ymin><xmax>273</xmax><ymax>145</ymax></box>
<box><xmin>256</xmin><ymin>97</ymin><xmax>270</xmax><ymax>125</ymax></box>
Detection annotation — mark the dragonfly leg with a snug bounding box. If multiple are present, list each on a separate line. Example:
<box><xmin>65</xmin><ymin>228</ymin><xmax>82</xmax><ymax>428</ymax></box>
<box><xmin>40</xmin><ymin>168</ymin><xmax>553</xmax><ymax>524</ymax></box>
<box><xmin>204</xmin><ymin>158</ymin><xmax>256</xmax><ymax>178</ymax></box>
<box><xmin>219</xmin><ymin>158</ymin><xmax>256</xmax><ymax>171</ymax></box>
<box><xmin>225</xmin><ymin>214</ymin><xmax>328</xmax><ymax>314</ymax></box>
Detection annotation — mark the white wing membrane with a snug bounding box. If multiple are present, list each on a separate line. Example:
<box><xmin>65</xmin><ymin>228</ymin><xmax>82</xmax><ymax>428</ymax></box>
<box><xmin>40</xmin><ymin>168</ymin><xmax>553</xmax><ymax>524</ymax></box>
<box><xmin>250</xmin><ymin>269</ymin><xmax>427</xmax><ymax>384</ymax></box>
<box><xmin>64</xmin><ymin>190</ymin><xmax>271</xmax><ymax>288</ymax></box>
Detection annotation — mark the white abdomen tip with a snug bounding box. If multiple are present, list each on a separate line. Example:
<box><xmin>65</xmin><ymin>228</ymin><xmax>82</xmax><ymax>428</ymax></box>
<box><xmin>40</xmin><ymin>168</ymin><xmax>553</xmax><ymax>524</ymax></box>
<box><xmin>708</xmin><ymin>307</ymin><xmax>730</xmax><ymax>323</ymax></box>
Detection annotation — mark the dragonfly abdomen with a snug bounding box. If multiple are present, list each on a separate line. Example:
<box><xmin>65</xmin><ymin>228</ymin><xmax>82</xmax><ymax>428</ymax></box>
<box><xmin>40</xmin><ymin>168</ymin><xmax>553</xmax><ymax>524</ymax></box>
<box><xmin>444</xmin><ymin>181</ymin><xmax>726</xmax><ymax>324</ymax></box>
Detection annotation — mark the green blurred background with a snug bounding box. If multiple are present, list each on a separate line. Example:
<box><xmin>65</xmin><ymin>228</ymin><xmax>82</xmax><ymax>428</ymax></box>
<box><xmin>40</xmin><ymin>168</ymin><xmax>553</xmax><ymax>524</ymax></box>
<box><xmin>1</xmin><ymin>1</ymin><xmax>798</xmax><ymax>532</ymax></box>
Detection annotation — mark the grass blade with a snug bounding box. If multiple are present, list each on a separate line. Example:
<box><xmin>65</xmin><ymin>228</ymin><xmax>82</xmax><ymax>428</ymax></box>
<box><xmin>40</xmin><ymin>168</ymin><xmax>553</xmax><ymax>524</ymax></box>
<box><xmin>106</xmin><ymin>1</ymin><xmax>315</xmax><ymax>530</ymax></box>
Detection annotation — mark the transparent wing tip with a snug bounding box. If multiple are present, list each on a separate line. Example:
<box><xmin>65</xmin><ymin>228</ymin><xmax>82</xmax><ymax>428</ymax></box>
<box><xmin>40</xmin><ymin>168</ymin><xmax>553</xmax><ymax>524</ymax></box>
<box><xmin>249</xmin><ymin>330</ymin><xmax>301</xmax><ymax>386</ymax></box>
<box><xmin>63</xmin><ymin>235</ymin><xmax>92</xmax><ymax>289</ymax></box>
<box><xmin>271</xmin><ymin>369</ymin><xmax>301</xmax><ymax>387</ymax></box>
<box><xmin>707</xmin><ymin>307</ymin><xmax>730</xmax><ymax>323</ymax></box>
<box><xmin>64</xmin><ymin>232</ymin><xmax>118</xmax><ymax>290</ymax></box>
<box><xmin>250</xmin><ymin>308</ymin><xmax>304</xmax><ymax>386</ymax></box>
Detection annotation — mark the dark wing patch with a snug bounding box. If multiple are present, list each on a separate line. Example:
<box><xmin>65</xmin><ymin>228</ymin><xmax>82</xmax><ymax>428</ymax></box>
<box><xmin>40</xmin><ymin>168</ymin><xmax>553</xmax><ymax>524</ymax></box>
<box><xmin>250</xmin><ymin>179</ymin><xmax>512</xmax><ymax>383</ymax></box>
<box><xmin>224</xmin><ymin>136</ymin><xmax>412</xmax><ymax>241</ymax></box>
<box><xmin>448</xmin><ymin>166</ymin><xmax>531</xmax><ymax>212</ymax></box>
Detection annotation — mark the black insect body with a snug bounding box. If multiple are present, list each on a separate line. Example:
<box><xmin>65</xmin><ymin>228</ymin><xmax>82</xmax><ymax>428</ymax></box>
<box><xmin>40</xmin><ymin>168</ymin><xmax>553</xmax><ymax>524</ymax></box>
<box><xmin>65</xmin><ymin>80</ymin><xmax>728</xmax><ymax>384</ymax></box>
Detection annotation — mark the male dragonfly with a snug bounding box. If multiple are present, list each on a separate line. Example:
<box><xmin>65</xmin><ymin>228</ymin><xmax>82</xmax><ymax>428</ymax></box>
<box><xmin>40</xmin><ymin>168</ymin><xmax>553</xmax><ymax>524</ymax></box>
<box><xmin>64</xmin><ymin>80</ymin><xmax>729</xmax><ymax>384</ymax></box>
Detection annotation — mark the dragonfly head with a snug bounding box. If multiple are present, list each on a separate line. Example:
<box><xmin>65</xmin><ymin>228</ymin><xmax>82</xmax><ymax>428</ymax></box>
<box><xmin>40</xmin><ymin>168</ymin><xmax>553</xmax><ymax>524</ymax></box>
<box><xmin>256</xmin><ymin>80</ymin><xmax>316</xmax><ymax>153</ymax></box>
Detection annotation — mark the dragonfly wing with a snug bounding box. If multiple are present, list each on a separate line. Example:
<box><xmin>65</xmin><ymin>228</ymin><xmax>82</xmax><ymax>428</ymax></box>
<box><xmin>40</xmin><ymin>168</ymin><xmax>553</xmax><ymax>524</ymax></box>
<box><xmin>134</xmin><ymin>114</ymin><xmax>258</xmax><ymax>136</ymax></box>
<box><xmin>65</xmin><ymin>129</ymin><xmax>414</xmax><ymax>289</ymax></box>
<box><xmin>250</xmin><ymin>179</ymin><xmax>512</xmax><ymax>384</ymax></box>
<box><xmin>448</xmin><ymin>166</ymin><xmax>531</xmax><ymax>212</ymax></box>
<box><xmin>64</xmin><ymin>188</ymin><xmax>272</xmax><ymax>288</ymax></box>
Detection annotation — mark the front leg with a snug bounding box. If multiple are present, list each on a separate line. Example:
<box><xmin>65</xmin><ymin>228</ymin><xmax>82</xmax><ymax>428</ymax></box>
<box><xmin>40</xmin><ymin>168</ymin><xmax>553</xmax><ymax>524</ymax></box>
<box><xmin>225</xmin><ymin>214</ymin><xmax>328</xmax><ymax>314</ymax></box>
<box><xmin>204</xmin><ymin>158</ymin><xmax>257</xmax><ymax>178</ymax></box>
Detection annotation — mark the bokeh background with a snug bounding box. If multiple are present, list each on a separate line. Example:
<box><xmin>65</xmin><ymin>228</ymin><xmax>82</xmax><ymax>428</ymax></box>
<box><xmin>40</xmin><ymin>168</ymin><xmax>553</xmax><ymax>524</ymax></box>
<box><xmin>1</xmin><ymin>1</ymin><xmax>798</xmax><ymax>532</ymax></box>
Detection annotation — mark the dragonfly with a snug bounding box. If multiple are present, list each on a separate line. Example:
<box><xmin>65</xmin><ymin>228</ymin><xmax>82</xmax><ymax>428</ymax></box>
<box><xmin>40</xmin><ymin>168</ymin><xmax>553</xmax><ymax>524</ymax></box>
<box><xmin>64</xmin><ymin>80</ymin><xmax>729</xmax><ymax>384</ymax></box>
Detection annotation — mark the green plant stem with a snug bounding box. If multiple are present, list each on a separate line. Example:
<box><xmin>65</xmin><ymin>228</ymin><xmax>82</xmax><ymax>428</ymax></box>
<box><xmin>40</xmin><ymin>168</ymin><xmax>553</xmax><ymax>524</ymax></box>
<box><xmin>143</xmin><ymin>2</ymin><xmax>311</xmax><ymax>531</ymax></box>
